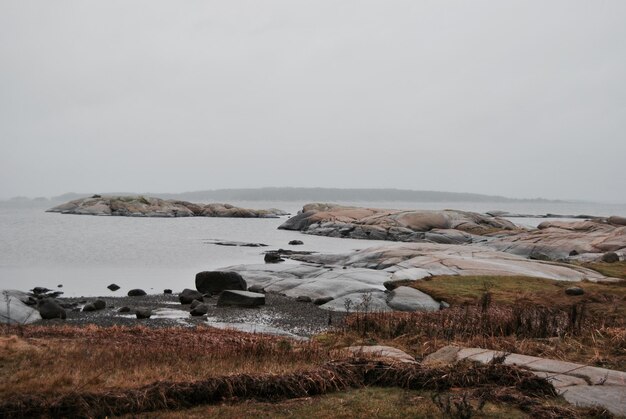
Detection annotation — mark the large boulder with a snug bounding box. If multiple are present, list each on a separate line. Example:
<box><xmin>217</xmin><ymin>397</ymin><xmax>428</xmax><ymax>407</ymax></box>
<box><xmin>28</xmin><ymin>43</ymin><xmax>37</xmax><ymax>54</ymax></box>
<box><xmin>38</xmin><ymin>298</ymin><xmax>67</xmax><ymax>320</ymax></box>
<box><xmin>127</xmin><ymin>289</ymin><xmax>147</xmax><ymax>297</ymax></box>
<box><xmin>217</xmin><ymin>290</ymin><xmax>265</xmax><ymax>307</ymax></box>
<box><xmin>179</xmin><ymin>288</ymin><xmax>204</xmax><ymax>304</ymax></box>
<box><xmin>0</xmin><ymin>290</ymin><xmax>42</xmax><ymax>324</ymax></box>
<box><xmin>386</xmin><ymin>286</ymin><xmax>440</xmax><ymax>312</ymax></box>
<box><xmin>195</xmin><ymin>271</ymin><xmax>247</xmax><ymax>294</ymax></box>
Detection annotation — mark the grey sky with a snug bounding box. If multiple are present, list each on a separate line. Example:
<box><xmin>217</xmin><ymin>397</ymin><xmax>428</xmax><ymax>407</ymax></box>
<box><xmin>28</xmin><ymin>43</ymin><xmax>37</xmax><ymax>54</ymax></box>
<box><xmin>1</xmin><ymin>1</ymin><xmax>625</xmax><ymax>202</ymax></box>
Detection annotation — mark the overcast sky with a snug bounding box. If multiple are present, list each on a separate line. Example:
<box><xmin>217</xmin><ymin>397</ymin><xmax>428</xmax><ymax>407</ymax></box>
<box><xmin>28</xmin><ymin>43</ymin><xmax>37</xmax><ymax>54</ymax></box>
<box><xmin>1</xmin><ymin>1</ymin><xmax>625</xmax><ymax>202</ymax></box>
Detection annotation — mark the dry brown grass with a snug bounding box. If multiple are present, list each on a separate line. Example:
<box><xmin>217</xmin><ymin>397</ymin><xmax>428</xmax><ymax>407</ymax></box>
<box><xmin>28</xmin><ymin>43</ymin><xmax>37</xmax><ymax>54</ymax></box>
<box><xmin>0</xmin><ymin>325</ymin><xmax>332</xmax><ymax>398</ymax></box>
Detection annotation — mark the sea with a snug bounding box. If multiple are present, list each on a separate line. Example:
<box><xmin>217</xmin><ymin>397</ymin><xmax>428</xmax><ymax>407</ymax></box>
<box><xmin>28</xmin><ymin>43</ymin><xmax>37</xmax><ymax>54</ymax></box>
<box><xmin>1</xmin><ymin>200</ymin><xmax>625</xmax><ymax>297</ymax></box>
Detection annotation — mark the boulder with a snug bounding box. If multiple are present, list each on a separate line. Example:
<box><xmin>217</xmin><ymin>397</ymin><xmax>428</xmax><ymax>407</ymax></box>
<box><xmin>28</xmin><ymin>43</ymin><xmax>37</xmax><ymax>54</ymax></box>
<box><xmin>190</xmin><ymin>303</ymin><xmax>209</xmax><ymax>316</ymax></box>
<box><xmin>93</xmin><ymin>299</ymin><xmax>106</xmax><ymax>310</ymax></box>
<box><xmin>107</xmin><ymin>284</ymin><xmax>120</xmax><ymax>291</ymax></box>
<box><xmin>217</xmin><ymin>290</ymin><xmax>265</xmax><ymax>307</ymax></box>
<box><xmin>195</xmin><ymin>271</ymin><xmax>247</xmax><ymax>294</ymax></box>
<box><xmin>38</xmin><ymin>298</ymin><xmax>67</xmax><ymax>320</ymax></box>
<box><xmin>0</xmin><ymin>290</ymin><xmax>42</xmax><ymax>324</ymax></box>
<box><xmin>386</xmin><ymin>286</ymin><xmax>440</xmax><ymax>312</ymax></box>
<box><xmin>118</xmin><ymin>306</ymin><xmax>131</xmax><ymax>313</ymax></box>
<box><xmin>608</xmin><ymin>216</ymin><xmax>626</xmax><ymax>226</ymax></box>
<box><xmin>565</xmin><ymin>287</ymin><xmax>585</xmax><ymax>296</ymax></box>
<box><xmin>296</xmin><ymin>295</ymin><xmax>312</xmax><ymax>303</ymax></box>
<box><xmin>602</xmin><ymin>252</ymin><xmax>620</xmax><ymax>263</ymax></box>
<box><xmin>345</xmin><ymin>345</ymin><xmax>417</xmax><ymax>364</ymax></box>
<box><xmin>190</xmin><ymin>299</ymin><xmax>202</xmax><ymax>309</ymax></box>
<box><xmin>179</xmin><ymin>288</ymin><xmax>204</xmax><ymax>304</ymax></box>
<box><xmin>313</xmin><ymin>296</ymin><xmax>334</xmax><ymax>305</ymax></box>
<box><xmin>82</xmin><ymin>303</ymin><xmax>97</xmax><ymax>312</ymax></box>
<box><xmin>127</xmin><ymin>289</ymin><xmax>147</xmax><ymax>297</ymax></box>
<box><xmin>163</xmin><ymin>289</ymin><xmax>173</xmax><ymax>294</ymax></box>
<box><xmin>264</xmin><ymin>252</ymin><xmax>284</xmax><ymax>263</ymax></box>
<box><xmin>135</xmin><ymin>308</ymin><xmax>152</xmax><ymax>319</ymax></box>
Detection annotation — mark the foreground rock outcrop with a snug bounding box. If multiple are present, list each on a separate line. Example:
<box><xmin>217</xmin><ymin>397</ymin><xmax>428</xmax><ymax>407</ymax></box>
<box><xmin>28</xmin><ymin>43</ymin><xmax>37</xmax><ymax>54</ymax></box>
<box><xmin>47</xmin><ymin>196</ymin><xmax>287</xmax><ymax>218</ymax></box>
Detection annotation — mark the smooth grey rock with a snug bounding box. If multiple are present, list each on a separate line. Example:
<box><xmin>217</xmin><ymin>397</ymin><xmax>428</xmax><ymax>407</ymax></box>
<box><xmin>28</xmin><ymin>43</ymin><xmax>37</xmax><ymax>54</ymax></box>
<box><xmin>190</xmin><ymin>303</ymin><xmax>209</xmax><ymax>316</ymax></box>
<box><xmin>135</xmin><ymin>308</ymin><xmax>152</xmax><ymax>319</ymax></box>
<box><xmin>217</xmin><ymin>290</ymin><xmax>265</xmax><ymax>307</ymax></box>
<box><xmin>345</xmin><ymin>345</ymin><xmax>416</xmax><ymax>364</ymax></box>
<box><xmin>179</xmin><ymin>288</ymin><xmax>204</xmax><ymax>304</ymax></box>
<box><xmin>38</xmin><ymin>298</ymin><xmax>67</xmax><ymax>320</ymax></box>
<box><xmin>107</xmin><ymin>283</ymin><xmax>120</xmax><ymax>291</ymax></box>
<box><xmin>195</xmin><ymin>271</ymin><xmax>247</xmax><ymax>294</ymax></box>
<box><xmin>386</xmin><ymin>286</ymin><xmax>440</xmax><ymax>312</ymax></box>
<box><xmin>561</xmin><ymin>385</ymin><xmax>625</xmax><ymax>416</ymax></box>
<box><xmin>127</xmin><ymin>289</ymin><xmax>147</xmax><ymax>297</ymax></box>
<box><xmin>565</xmin><ymin>287</ymin><xmax>584</xmax><ymax>296</ymax></box>
<box><xmin>0</xmin><ymin>290</ymin><xmax>42</xmax><ymax>324</ymax></box>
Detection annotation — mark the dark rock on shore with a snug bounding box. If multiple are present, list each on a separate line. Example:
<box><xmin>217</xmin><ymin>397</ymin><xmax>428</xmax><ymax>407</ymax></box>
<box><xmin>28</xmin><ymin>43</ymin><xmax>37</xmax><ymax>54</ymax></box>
<box><xmin>190</xmin><ymin>303</ymin><xmax>209</xmax><ymax>316</ymax></box>
<box><xmin>206</xmin><ymin>239</ymin><xmax>268</xmax><ymax>247</ymax></box>
<box><xmin>107</xmin><ymin>284</ymin><xmax>120</xmax><ymax>291</ymax></box>
<box><xmin>128</xmin><ymin>289</ymin><xmax>147</xmax><ymax>297</ymax></box>
<box><xmin>313</xmin><ymin>296</ymin><xmax>334</xmax><ymax>305</ymax></box>
<box><xmin>82</xmin><ymin>303</ymin><xmax>97</xmax><ymax>312</ymax></box>
<box><xmin>164</xmin><ymin>289</ymin><xmax>172</xmax><ymax>294</ymax></box>
<box><xmin>565</xmin><ymin>287</ymin><xmax>585</xmax><ymax>296</ymax></box>
<box><xmin>38</xmin><ymin>298</ymin><xmax>67</xmax><ymax>320</ymax></box>
<box><xmin>264</xmin><ymin>252</ymin><xmax>284</xmax><ymax>263</ymax></box>
<box><xmin>602</xmin><ymin>252</ymin><xmax>620</xmax><ymax>263</ymax></box>
<box><xmin>289</xmin><ymin>240</ymin><xmax>304</xmax><ymax>245</ymax></box>
<box><xmin>135</xmin><ymin>308</ymin><xmax>152</xmax><ymax>319</ymax></box>
<box><xmin>296</xmin><ymin>296</ymin><xmax>312</xmax><ymax>303</ymax></box>
<box><xmin>195</xmin><ymin>271</ymin><xmax>247</xmax><ymax>294</ymax></box>
<box><xmin>179</xmin><ymin>288</ymin><xmax>204</xmax><ymax>304</ymax></box>
<box><xmin>118</xmin><ymin>306</ymin><xmax>131</xmax><ymax>313</ymax></box>
<box><xmin>217</xmin><ymin>290</ymin><xmax>265</xmax><ymax>307</ymax></box>
<box><xmin>248</xmin><ymin>285</ymin><xmax>265</xmax><ymax>293</ymax></box>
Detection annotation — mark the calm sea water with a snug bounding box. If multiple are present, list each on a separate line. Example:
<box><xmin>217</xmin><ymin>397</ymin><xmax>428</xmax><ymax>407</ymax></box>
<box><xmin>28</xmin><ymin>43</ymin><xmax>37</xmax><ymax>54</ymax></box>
<box><xmin>1</xmin><ymin>200</ymin><xmax>625</xmax><ymax>297</ymax></box>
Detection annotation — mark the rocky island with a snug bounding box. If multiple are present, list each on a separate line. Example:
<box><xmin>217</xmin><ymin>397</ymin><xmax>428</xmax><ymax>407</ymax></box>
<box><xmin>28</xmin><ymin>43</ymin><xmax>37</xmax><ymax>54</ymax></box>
<box><xmin>46</xmin><ymin>195</ymin><xmax>288</xmax><ymax>218</ymax></box>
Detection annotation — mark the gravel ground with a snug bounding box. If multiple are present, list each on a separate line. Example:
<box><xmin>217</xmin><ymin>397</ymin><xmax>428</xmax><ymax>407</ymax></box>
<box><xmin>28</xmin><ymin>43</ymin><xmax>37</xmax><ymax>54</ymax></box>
<box><xmin>36</xmin><ymin>292</ymin><xmax>344</xmax><ymax>338</ymax></box>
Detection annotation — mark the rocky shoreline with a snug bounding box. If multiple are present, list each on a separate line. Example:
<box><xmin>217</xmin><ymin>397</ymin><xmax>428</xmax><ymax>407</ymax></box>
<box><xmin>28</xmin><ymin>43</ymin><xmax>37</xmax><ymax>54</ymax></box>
<box><xmin>47</xmin><ymin>195</ymin><xmax>288</xmax><ymax>218</ymax></box>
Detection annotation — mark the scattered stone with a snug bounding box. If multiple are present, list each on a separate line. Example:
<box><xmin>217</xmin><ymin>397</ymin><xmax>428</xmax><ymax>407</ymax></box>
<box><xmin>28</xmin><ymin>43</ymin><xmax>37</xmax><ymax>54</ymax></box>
<box><xmin>118</xmin><ymin>306</ymin><xmax>131</xmax><ymax>313</ymax></box>
<box><xmin>248</xmin><ymin>285</ymin><xmax>265</xmax><ymax>294</ymax></box>
<box><xmin>38</xmin><ymin>298</ymin><xmax>67</xmax><ymax>320</ymax></box>
<box><xmin>217</xmin><ymin>290</ymin><xmax>265</xmax><ymax>307</ymax></box>
<box><xmin>190</xmin><ymin>303</ymin><xmax>209</xmax><ymax>316</ymax></box>
<box><xmin>602</xmin><ymin>252</ymin><xmax>620</xmax><ymax>263</ymax></box>
<box><xmin>195</xmin><ymin>271</ymin><xmax>247</xmax><ymax>294</ymax></box>
<box><xmin>107</xmin><ymin>284</ymin><xmax>120</xmax><ymax>291</ymax></box>
<box><xmin>264</xmin><ymin>252</ymin><xmax>284</xmax><ymax>263</ymax></box>
<box><xmin>296</xmin><ymin>295</ymin><xmax>312</xmax><ymax>303</ymax></box>
<box><xmin>190</xmin><ymin>299</ymin><xmax>202</xmax><ymax>309</ymax></box>
<box><xmin>289</xmin><ymin>240</ymin><xmax>304</xmax><ymax>245</ymax></box>
<box><xmin>386</xmin><ymin>286</ymin><xmax>440</xmax><ymax>312</ymax></box>
<box><xmin>82</xmin><ymin>303</ymin><xmax>97</xmax><ymax>312</ymax></box>
<box><xmin>565</xmin><ymin>287</ymin><xmax>585</xmax><ymax>296</ymax></box>
<box><xmin>163</xmin><ymin>289</ymin><xmax>172</xmax><ymax>294</ymax></box>
<box><xmin>93</xmin><ymin>299</ymin><xmax>106</xmax><ymax>310</ymax></box>
<box><xmin>179</xmin><ymin>288</ymin><xmax>204</xmax><ymax>304</ymax></box>
<box><xmin>127</xmin><ymin>289</ymin><xmax>147</xmax><ymax>297</ymax></box>
<box><xmin>313</xmin><ymin>296</ymin><xmax>334</xmax><ymax>305</ymax></box>
<box><xmin>57</xmin><ymin>284</ymin><xmax>63</xmax><ymax>288</ymax></box>
<box><xmin>135</xmin><ymin>308</ymin><xmax>152</xmax><ymax>319</ymax></box>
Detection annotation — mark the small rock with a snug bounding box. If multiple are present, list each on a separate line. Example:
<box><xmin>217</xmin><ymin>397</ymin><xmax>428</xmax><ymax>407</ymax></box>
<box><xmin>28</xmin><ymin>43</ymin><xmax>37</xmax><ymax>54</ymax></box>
<box><xmin>38</xmin><ymin>299</ymin><xmax>67</xmax><ymax>320</ymax></box>
<box><xmin>82</xmin><ymin>303</ymin><xmax>97</xmax><ymax>312</ymax></box>
<box><xmin>107</xmin><ymin>283</ymin><xmax>121</xmax><ymax>291</ymax></box>
<box><xmin>296</xmin><ymin>296</ymin><xmax>312</xmax><ymax>303</ymax></box>
<box><xmin>164</xmin><ymin>289</ymin><xmax>172</xmax><ymax>294</ymax></box>
<box><xmin>128</xmin><ymin>289</ymin><xmax>147</xmax><ymax>297</ymax></box>
<box><xmin>601</xmin><ymin>252</ymin><xmax>620</xmax><ymax>263</ymax></box>
<box><xmin>569</xmin><ymin>250</ymin><xmax>579</xmax><ymax>257</ymax></box>
<box><xmin>264</xmin><ymin>252</ymin><xmax>284</xmax><ymax>263</ymax></box>
<box><xmin>93</xmin><ymin>299</ymin><xmax>106</xmax><ymax>310</ymax></box>
<box><xmin>440</xmin><ymin>301</ymin><xmax>450</xmax><ymax>309</ymax></box>
<box><xmin>118</xmin><ymin>306</ymin><xmax>131</xmax><ymax>313</ymax></box>
<box><xmin>190</xmin><ymin>303</ymin><xmax>209</xmax><ymax>316</ymax></box>
<box><xmin>57</xmin><ymin>284</ymin><xmax>63</xmax><ymax>288</ymax></box>
<box><xmin>190</xmin><ymin>299</ymin><xmax>202</xmax><ymax>309</ymax></box>
<box><xmin>565</xmin><ymin>287</ymin><xmax>585</xmax><ymax>296</ymax></box>
<box><xmin>289</xmin><ymin>240</ymin><xmax>304</xmax><ymax>245</ymax></box>
<box><xmin>135</xmin><ymin>308</ymin><xmax>152</xmax><ymax>319</ymax></box>
<box><xmin>248</xmin><ymin>285</ymin><xmax>266</xmax><ymax>293</ymax></box>
<box><xmin>179</xmin><ymin>288</ymin><xmax>204</xmax><ymax>304</ymax></box>
<box><xmin>313</xmin><ymin>296</ymin><xmax>334</xmax><ymax>305</ymax></box>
